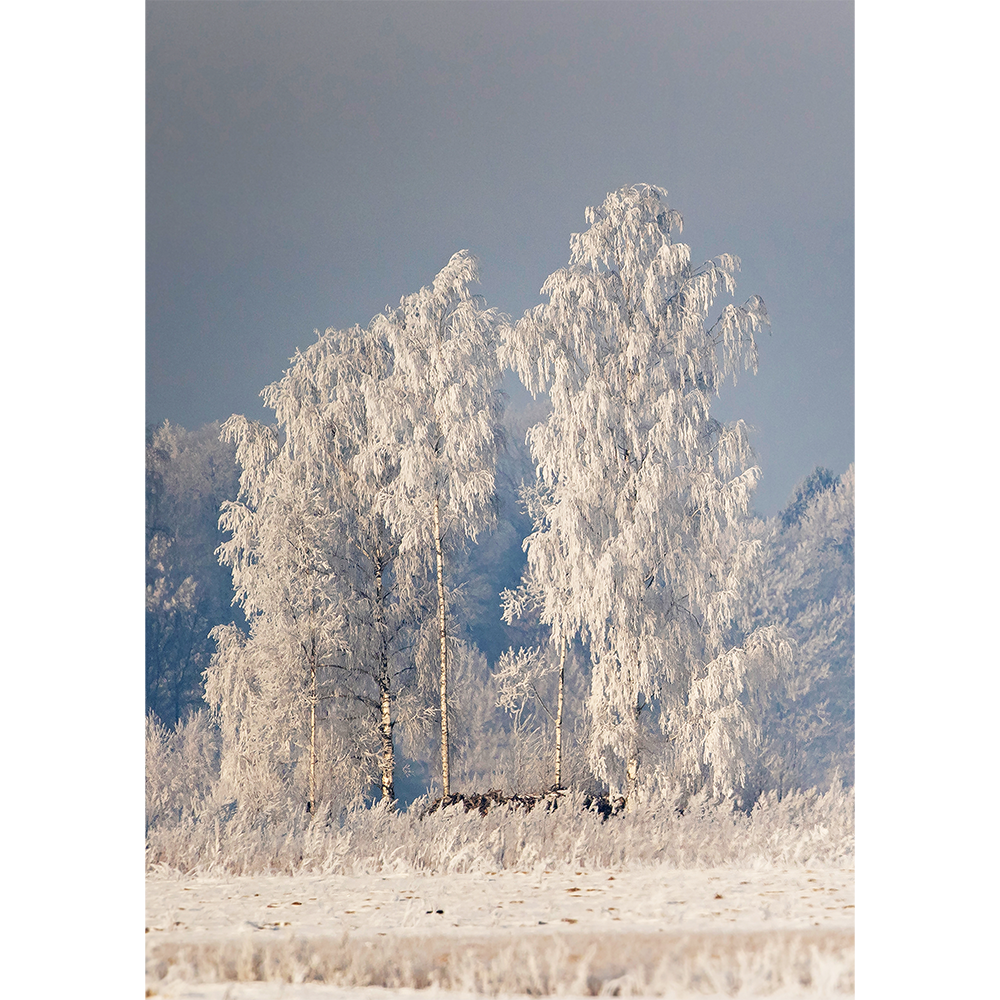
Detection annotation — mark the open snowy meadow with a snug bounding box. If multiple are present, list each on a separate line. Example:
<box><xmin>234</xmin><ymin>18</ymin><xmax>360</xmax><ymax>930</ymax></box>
<box><xmin>146</xmin><ymin>788</ymin><xmax>853</xmax><ymax>998</ymax></box>
<box><xmin>146</xmin><ymin>865</ymin><xmax>853</xmax><ymax>998</ymax></box>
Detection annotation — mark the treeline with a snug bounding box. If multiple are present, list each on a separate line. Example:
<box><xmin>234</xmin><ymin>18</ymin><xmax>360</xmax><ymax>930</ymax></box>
<box><xmin>146</xmin><ymin>185</ymin><xmax>853</xmax><ymax>822</ymax></box>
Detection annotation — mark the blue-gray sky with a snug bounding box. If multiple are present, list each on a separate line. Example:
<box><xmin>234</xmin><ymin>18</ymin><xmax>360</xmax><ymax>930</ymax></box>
<box><xmin>147</xmin><ymin>0</ymin><xmax>853</xmax><ymax>516</ymax></box>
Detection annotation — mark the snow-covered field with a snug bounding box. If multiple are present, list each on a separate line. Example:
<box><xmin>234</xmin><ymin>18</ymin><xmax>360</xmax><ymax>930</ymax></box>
<box><xmin>146</xmin><ymin>865</ymin><xmax>854</xmax><ymax>998</ymax></box>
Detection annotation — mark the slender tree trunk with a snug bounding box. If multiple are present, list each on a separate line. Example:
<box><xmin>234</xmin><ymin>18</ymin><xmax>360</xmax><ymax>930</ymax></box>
<box><xmin>308</xmin><ymin>660</ymin><xmax>317</xmax><ymax>813</ymax></box>
<box><xmin>433</xmin><ymin>494</ymin><xmax>450</xmax><ymax>797</ymax></box>
<box><xmin>624</xmin><ymin>695</ymin><xmax>644</xmax><ymax>811</ymax></box>
<box><xmin>379</xmin><ymin>681</ymin><xmax>394</xmax><ymax>800</ymax></box>
<box><xmin>374</xmin><ymin>563</ymin><xmax>395</xmax><ymax>801</ymax></box>
<box><xmin>554</xmin><ymin>639</ymin><xmax>566</xmax><ymax>790</ymax></box>
<box><xmin>625</xmin><ymin>752</ymin><xmax>639</xmax><ymax>810</ymax></box>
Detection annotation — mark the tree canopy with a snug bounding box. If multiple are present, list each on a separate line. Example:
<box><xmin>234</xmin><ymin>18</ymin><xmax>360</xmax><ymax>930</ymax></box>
<box><xmin>502</xmin><ymin>184</ymin><xmax>788</xmax><ymax>801</ymax></box>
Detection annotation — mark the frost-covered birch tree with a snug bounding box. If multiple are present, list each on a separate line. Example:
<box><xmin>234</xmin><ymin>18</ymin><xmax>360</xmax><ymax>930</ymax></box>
<box><xmin>206</xmin><ymin>323</ymin><xmax>425</xmax><ymax>809</ymax></box>
<box><xmin>500</xmin><ymin>482</ymin><xmax>576</xmax><ymax>791</ymax></box>
<box><xmin>206</xmin><ymin>414</ymin><xmax>346</xmax><ymax>811</ymax></box>
<box><xmin>494</xmin><ymin>640</ymin><xmax>571</xmax><ymax>790</ymax></box>
<box><xmin>502</xmin><ymin>184</ymin><xmax>789</xmax><ymax>803</ymax></box>
<box><xmin>368</xmin><ymin>251</ymin><xmax>505</xmax><ymax>797</ymax></box>
<box><xmin>259</xmin><ymin>323</ymin><xmax>426</xmax><ymax>802</ymax></box>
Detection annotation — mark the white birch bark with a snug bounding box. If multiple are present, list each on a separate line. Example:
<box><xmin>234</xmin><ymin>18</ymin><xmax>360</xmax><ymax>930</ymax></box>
<box><xmin>434</xmin><ymin>495</ymin><xmax>450</xmax><ymax>796</ymax></box>
<box><xmin>554</xmin><ymin>638</ymin><xmax>565</xmax><ymax>790</ymax></box>
<box><xmin>379</xmin><ymin>683</ymin><xmax>393</xmax><ymax>801</ymax></box>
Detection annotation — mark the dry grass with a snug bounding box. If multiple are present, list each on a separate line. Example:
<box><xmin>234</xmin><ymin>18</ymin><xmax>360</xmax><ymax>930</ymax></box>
<box><xmin>147</xmin><ymin>785</ymin><xmax>854</xmax><ymax>877</ymax></box>
<box><xmin>148</xmin><ymin>927</ymin><xmax>853</xmax><ymax>996</ymax></box>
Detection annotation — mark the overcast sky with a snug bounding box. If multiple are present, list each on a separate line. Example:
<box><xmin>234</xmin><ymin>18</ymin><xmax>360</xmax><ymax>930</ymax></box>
<box><xmin>146</xmin><ymin>0</ymin><xmax>853</xmax><ymax>516</ymax></box>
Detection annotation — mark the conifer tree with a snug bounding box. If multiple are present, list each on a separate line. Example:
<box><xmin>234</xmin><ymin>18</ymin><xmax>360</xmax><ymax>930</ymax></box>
<box><xmin>146</xmin><ymin>421</ymin><xmax>240</xmax><ymax>726</ymax></box>
<box><xmin>757</xmin><ymin>464</ymin><xmax>854</xmax><ymax>793</ymax></box>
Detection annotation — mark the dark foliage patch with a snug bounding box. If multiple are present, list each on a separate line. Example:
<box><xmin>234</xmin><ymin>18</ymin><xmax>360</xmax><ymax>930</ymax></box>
<box><xmin>420</xmin><ymin>788</ymin><xmax>626</xmax><ymax>821</ymax></box>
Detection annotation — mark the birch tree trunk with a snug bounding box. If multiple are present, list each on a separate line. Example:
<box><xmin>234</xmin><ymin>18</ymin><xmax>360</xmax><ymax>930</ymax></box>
<box><xmin>554</xmin><ymin>639</ymin><xmax>566</xmax><ymax>790</ymax></box>
<box><xmin>434</xmin><ymin>494</ymin><xmax>450</xmax><ymax>797</ymax></box>
<box><xmin>379</xmin><ymin>682</ymin><xmax>394</xmax><ymax>801</ymax></box>
<box><xmin>308</xmin><ymin>659</ymin><xmax>317</xmax><ymax>813</ymax></box>
<box><xmin>624</xmin><ymin>698</ymin><xmax>642</xmax><ymax>811</ymax></box>
<box><xmin>374</xmin><ymin>563</ymin><xmax>395</xmax><ymax>801</ymax></box>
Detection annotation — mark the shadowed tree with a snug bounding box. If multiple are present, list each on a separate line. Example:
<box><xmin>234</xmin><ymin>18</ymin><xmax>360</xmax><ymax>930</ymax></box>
<box><xmin>146</xmin><ymin>421</ymin><xmax>241</xmax><ymax>727</ymax></box>
<box><xmin>757</xmin><ymin>465</ymin><xmax>854</xmax><ymax>794</ymax></box>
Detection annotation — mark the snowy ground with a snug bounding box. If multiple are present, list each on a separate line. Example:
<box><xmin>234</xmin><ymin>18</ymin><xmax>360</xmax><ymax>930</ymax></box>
<box><xmin>147</xmin><ymin>866</ymin><xmax>854</xmax><ymax>998</ymax></box>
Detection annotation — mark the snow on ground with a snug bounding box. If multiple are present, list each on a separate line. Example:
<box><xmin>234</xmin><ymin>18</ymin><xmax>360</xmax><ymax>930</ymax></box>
<box><xmin>146</xmin><ymin>866</ymin><xmax>854</xmax><ymax>938</ymax></box>
<box><xmin>147</xmin><ymin>866</ymin><xmax>853</xmax><ymax>997</ymax></box>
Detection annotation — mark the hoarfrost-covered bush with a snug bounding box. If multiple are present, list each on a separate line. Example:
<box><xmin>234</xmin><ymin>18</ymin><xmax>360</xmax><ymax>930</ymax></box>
<box><xmin>146</xmin><ymin>784</ymin><xmax>853</xmax><ymax>876</ymax></box>
<box><xmin>145</xmin><ymin>710</ymin><xmax>221</xmax><ymax>828</ymax></box>
<box><xmin>746</xmin><ymin>782</ymin><xmax>855</xmax><ymax>867</ymax></box>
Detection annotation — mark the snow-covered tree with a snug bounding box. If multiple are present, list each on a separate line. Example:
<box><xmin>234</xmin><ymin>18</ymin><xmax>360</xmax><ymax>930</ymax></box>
<box><xmin>757</xmin><ymin>465</ymin><xmax>855</xmax><ymax>793</ymax></box>
<box><xmin>494</xmin><ymin>639</ymin><xmax>578</xmax><ymax>790</ymax></box>
<box><xmin>207</xmin><ymin>320</ymin><xmax>429</xmax><ymax>810</ymax></box>
<box><xmin>207</xmin><ymin>413</ymin><xmax>346</xmax><ymax>811</ymax></box>
<box><xmin>368</xmin><ymin>251</ymin><xmax>506</xmax><ymax>796</ymax></box>
<box><xmin>500</xmin><ymin>477</ymin><xmax>576</xmax><ymax>791</ymax></box>
<box><xmin>270</xmin><ymin>324</ymin><xmax>415</xmax><ymax>802</ymax></box>
<box><xmin>146</xmin><ymin>421</ymin><xmax>241</xmax><ymax>727</ymax></box>
<box><xmin>502</xmin><ymin>184</ymin><xmax>789</xmax><ymax>803</ymax></box>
